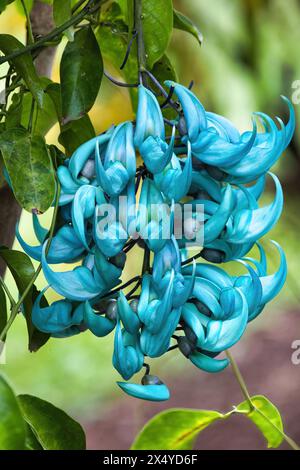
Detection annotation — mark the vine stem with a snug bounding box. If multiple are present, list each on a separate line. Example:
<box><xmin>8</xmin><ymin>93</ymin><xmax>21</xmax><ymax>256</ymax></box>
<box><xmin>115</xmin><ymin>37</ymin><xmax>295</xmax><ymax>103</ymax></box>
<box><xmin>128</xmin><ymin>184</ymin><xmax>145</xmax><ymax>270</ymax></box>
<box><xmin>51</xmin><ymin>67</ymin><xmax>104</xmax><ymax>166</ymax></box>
<box><xmin>21</xmin><ymin>0</ymin><xmax>34</xmax><ymax>45</ymax></box>
<box><xmin>0</xmin><ymin>0</ymin><xmax>104</xmax><ymax>66</ymax></box>
<box><xmin>226</xmin><ymin>350</ymin><xmax>300</xmax><ymax>450</ymax></box>
<box><xmin>72</xmin><ymin>0</ymin><xmax>89</xmax><ymax>14</ymax></box>
<box><xmin>0</xmin><ymin>277</ymin><xmax>16</xmax><ymax>308</ymax></box>
<box><xmin>101</xmin><ymin>275</ymin><xmax>141</xmax><ymax>300</ymax></box>
<box><xmin>134</xmin><ymin>0</ymin><xmax>146</xmax><ymax>84</ymax></box>
<box><xmin>0</xmin><ymin>184</ymin><xmax>61</xmax><ymax>343</ymax></box>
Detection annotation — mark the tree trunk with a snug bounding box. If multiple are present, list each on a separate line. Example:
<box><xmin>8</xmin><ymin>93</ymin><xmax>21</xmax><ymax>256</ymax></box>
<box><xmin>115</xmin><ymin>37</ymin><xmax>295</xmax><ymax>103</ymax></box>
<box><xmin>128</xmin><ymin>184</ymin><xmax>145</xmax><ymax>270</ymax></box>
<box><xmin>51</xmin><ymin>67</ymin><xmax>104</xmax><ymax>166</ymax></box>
<box><xmin>30</xmin><ymin>0</ymin><xmax>56</xmax><ymax>77</ymax></box>
<box><xmin>0</xmin><ymin>1</ymin><xmax>55</xmax><ymax>277</ymax></box>
<box><xmin>0</xmin><ymin>187</ymin><xmax>22</xmax><ymax>275</ymax></box>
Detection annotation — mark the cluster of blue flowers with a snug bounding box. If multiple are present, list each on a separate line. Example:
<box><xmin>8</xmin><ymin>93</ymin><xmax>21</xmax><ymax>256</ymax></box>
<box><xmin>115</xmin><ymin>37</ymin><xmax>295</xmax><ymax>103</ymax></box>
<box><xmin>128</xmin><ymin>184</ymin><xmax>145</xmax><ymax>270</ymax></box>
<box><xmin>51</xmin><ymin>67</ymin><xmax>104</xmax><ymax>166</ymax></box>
<box><xmin>17</xmin><ymin>81</ymin><xmax>294</xmax><ymax>401</ymax></box>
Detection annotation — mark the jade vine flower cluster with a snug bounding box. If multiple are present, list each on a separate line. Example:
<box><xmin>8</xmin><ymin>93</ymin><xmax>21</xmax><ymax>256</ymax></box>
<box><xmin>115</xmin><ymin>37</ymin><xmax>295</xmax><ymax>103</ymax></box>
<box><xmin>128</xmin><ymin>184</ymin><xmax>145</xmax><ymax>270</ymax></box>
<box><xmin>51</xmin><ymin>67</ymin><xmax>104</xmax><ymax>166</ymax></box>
<box><xmin>17</xmin><ymin>81</ymin><xmax>295</xmax><ymax>402</ymax></box>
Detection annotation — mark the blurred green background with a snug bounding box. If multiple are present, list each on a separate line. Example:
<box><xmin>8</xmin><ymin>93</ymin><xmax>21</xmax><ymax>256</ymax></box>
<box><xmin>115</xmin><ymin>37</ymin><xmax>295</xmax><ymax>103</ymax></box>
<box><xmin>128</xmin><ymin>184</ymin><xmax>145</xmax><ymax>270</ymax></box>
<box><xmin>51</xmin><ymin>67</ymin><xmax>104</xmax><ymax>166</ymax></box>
<box><xmin>0</xmin><ymin>0</ymin><xmax>300</xmax><ymax>448</ymax></box>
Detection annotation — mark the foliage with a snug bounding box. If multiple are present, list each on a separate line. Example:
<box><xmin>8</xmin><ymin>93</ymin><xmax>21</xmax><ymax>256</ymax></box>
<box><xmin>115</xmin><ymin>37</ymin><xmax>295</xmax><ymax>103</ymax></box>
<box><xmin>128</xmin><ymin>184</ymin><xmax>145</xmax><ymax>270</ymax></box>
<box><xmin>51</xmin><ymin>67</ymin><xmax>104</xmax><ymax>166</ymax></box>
<box><xmin>132</xmin><ymin>395</ymin><xmax>286</xmax><ymax>450</ymax></box>
<box><xmin>0</xmin><ymin>375</ymin><xmax>85</xmax><ymax>450</ymax></box>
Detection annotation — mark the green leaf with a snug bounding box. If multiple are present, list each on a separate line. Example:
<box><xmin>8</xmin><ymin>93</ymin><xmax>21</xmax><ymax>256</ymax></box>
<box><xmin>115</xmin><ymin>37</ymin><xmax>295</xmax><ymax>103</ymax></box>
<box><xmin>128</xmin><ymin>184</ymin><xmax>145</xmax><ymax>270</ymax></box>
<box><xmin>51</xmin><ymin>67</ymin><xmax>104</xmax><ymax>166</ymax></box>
<box><xmin>60</xmin><ymin>27</ymin><xmax>103</xmax><ymax>124</ymax></box>
<box><xmin>0</xmin><ymin>248</ymin><xmax>35</xmax><ymax>294</ymax></box>
<box><xmin>5</xmin><ymin>93</ymin><xmax>23</xmax><ymax>129</ymax></box>
<box><xmin>152</xmin><ymin>54</ymin><xmax>177</xmax><ymax>83</ymax></box>
<box><xmin>21</xmin><ymin>92</ymin><xmax>58</xmax><ymax>137</ymax></box>
<box><xmin>53</xmin><ymin>0</ymin><xmax>71</xmax><ymax>26</ymax></box>
<box><xmin>131</xmin><ymin>408</ymin><xmax>224</xmax><ymax>450</ymax></box>
<box><xmin>126</xmin><ymin>0</ymin><xmax>134</xmax><ymax>37</ymax></box>
<box><xmin>0</xmin><ymin>375</ymin><xmax>26</xmax><ymax>450</ymax></box>
<box><xmin>0</xmin><ymin>0</ymin><xmax>15</xmax><ymax>14</ymax></box>
<box><xmin>15</xmin><ymin>0</ymin><xmax>33</xmax><ymax>15</ymax></box>
<box><xmin>18</xmin><ymin>394</ymin><xmax>86</xmax><ymax>450</ymax></box>
<box><xmin>116</xmin><ymin>0</ymin><xmax>173</xmax><ymax>67</ymax></box>
<box><xmin>236</xmin><ymin>395</ymin><xmax>284</xmax><ymax>449</ymax></box>
<box><xmin>95</xmin><ymin>21</ymin><xmax>135</xmax><ymax>72</ymax></box>
<box><xmin>0</xmin><ymin>281</ymin><xmax>7</xmax><ymax>337</ymax></box>
<box><xmin>7</xmin><ymin>79</ymin><xmax>58</xmax><ymax>137</ymax></box>
<box><xmin>142</xmin><ymin>0</ymin><xmax>173</xmax><ymax>68</ymax></box>
<box><xmin>0</xmin><ymin>248</ymin><xmax>50</xmax><ymax>351</ymax></box>
<box><xmin>53</xmin><ymin>0</ymin><xmax>73</xmax><ymax>41</ymax></box>
<box><xmin>24</xmin><ymin>423</ymin><xmax>43</xmax><ymax>450</ymax></box>
<box><xmin>173</xmin><ymin>9</ymin><xmax>203</xmax><ymax>45</ymax></box>
<box><xmin>46</xmin><ymin>82</ymin><xmax>95</xmax><ymax>155</ymax></box>
<box><xmin>0</xmin><ymin>127</ymin><xmax>56</xmax><ymax>212</ymax></box>
<box><xmin>59</xmin><ymin>115</ymin><xmax>95</xmax><ymax>156</ymax></box>
<box><xmin>0</xmin><ymin>35</ymin><xmax>44</xmax><ymax>107</ymax></box>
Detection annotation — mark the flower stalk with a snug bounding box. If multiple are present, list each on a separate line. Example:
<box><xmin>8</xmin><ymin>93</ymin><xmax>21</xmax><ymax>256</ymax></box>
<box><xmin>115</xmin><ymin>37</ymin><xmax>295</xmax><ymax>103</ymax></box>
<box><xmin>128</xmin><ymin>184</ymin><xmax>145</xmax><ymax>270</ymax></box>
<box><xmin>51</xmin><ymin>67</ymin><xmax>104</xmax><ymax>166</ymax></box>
<box><xmin>134</xmin><ymin>0</ymin><xmax>147</xmax><ymax>84</ymax></box>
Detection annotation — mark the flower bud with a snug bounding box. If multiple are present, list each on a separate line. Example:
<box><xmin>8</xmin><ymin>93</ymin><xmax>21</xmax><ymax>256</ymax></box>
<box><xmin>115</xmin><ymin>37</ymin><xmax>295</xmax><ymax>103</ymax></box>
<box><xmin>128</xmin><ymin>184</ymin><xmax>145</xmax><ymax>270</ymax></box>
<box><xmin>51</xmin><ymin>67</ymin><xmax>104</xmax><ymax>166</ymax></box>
<box><xmin>184</xmin><ymin>325</ymin><xmax>197</xmax><ymax>347</ymax></box>
<box><xmin>130</xmin><ymin>299</ymin><xmax>139</xmax><ymax>313</ymax></box>
<box><xmin>178</xmin><ymin>115</ymin><xmax>188</xmax><ymax>136</ymax></box>
<box><xmin>205</xmin><ymin>166</ymin><xmax>226</xmax><ymax>181</ymax></box>
<box><xmin>81</xmin><ymin>158</ymin><xmax>95</xmax><ymax>179</ymax></box>
<box><xmin>178</xmin><ymin>336</ymin><xmax>193</xmax><ymax>358</ymax></box>
<box><xmin>194</xmin><ymin>299</ymin><xmax>212</xmax><ymax>317</ymax></box>
<box><xmin>106</xmin><ymin>300</ymin><xmax>118</xmax><ymax>321</ymax></box>
<box><xmin>141</xmin><ymin>374</ymin><xmax>163</xmax><ymax>386</ymax></box>
<box><xmin>201</xmin><ymin>248</ymin><xmax>225</xmax><ymax>264</ymax></box>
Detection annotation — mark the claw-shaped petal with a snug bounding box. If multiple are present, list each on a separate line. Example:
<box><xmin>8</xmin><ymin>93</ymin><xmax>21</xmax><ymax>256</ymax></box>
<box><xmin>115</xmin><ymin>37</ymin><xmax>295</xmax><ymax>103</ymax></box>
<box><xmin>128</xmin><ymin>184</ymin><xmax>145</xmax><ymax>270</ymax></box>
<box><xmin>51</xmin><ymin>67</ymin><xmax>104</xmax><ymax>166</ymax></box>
<box><xmin>140</xmin><ymin>307</ymin><xmax>182</xmax><ymax>358</ymax></box>
<box><xmin>165</xmin><ymin>80</ymin><xmax>207</xmax><ymax>141</ymax></box>
<box><xmin>68</xmin><ymin>130</ymin><xmax>113</xmax><ymax>183</ymax></box>
<box><xmin>202</xmin><ymin>289</ymin><xmax>248</xmax><ymax>351</ymax></box>
<box><xmin>117</xmin><ymin>381</ymin><xmax>170</xmax><ymax>401</ymax></box>
<box><xmin>117</xmin><ymin>291</ymin><xmax>141</xmax><ymax>335</ymax></box>
<box><xmin>83</xmin><ymin>301</ymin><xmax>115</xmax><ymax>337</ymax></box>
<box><xmin>96</xmin><ymin>122</ymin><xmax>136</xmax><ymax>196</ymax></box>
<box><xmin>189</xmin><ymin>351</ymin><xmax>229</xmax><ymax>372</ymax></box>
<box><xmin>71</xmin><ymin>185</ymin><xmax>96</xmax><ymax>250</ymax></box>
<box><xmin>192</xmin><ymin>119</ymin><xmax>257</xmax><ymax>168</ymax></box>
<box><xmin>41</xmin><ymin>244</ymin><xmax>106</xmax><ymax>301</ymax></box>
<box><xmin>204</xmin><ymin>184</ymin><xmax>233</xmax><ymax>244</ymax></box>
<box><xmin>154</xmin><ymin>142</ymin><xmax>192</xmax><ymax>202</ymax></box>
<box><xmin>134</xmin><ymin>85</ymin><xmax>165</xmax><ymax>148</ymax></box>
<box><xmin>182</xmin><ymin>303</ymin><xmax>206</xmax><ymax>347</ymax></box>
<box><xmin>16</xmin><ymin>223</ymin><xmax>86</xmax><ymax>264</ymax></box>
<box><xmin>259</xmin><ymin>241</ymin><xmax>287</xmax><ymax>306</ymax></box>
<box><xmin>225</xmin><ymin>173</ymin><xmax>283</xmax><ymax>244</ymax></box>
<box><xmin>32</xmin><ymin>289</ymin><xmax>84</xmax><ymax>336</ymax></box>
<box><xmin>140</xmin><ymin>127</ymin><xmax>175</xmax><ymax>174</ymax></box>
<box><xmin>113</xmin><ymin>323</ymin><xmax>144</xmax><ymax>380</ymax></box>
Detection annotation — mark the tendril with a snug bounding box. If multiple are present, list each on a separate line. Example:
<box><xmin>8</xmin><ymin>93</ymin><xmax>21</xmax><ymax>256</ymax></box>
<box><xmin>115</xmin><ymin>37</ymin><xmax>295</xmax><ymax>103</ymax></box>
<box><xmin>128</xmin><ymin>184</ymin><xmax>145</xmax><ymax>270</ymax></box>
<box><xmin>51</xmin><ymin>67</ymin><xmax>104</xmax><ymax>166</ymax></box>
<box><xmin>104</xmin><ymin>70</ymin><xmax>139</xmax><ymax>88</ymax></box>
<box><xmin>120</xmin><ymin>30</ymin><xmax>138</xmax><ymax>70</ymax></box>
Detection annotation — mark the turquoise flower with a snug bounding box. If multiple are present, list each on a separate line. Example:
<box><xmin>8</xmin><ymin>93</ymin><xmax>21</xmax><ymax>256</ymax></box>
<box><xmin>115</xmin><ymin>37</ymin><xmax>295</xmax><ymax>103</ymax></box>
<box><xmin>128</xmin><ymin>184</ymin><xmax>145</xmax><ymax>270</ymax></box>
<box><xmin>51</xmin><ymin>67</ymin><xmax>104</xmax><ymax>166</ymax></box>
<box><xmin>154</xmin><ymin>142</ymin><xmax>192</xmax><ymax>202</ymax></box>
<box><xmin>112</xmin><ymin>323</ymin><xmax>144</xmax><ymax>380</ymax></box>
<box><xmin>136</xmin><ymin>178</ymin><xmax>172</xmax><ymax>252</ymax></box>
<box><xmin>134</xmin><ymin>85</ymin><xmax>165</xmax><ymax>148</ymax></box>
<box><xmin>32</xmin><ymin>290</ymin><xmax>85</xmax><ymax>338</ymax></box>
<box><xmin>16</xmin><ymin>223</ymin><xmax>87</xmax><ymax>264</ymax></box>
<box><xmin>96</xmin><ymin>122</ymin><xmax>136</xmax><ymax>197</ymax></box>
<box><xmin>20</xmin><ymin>78</ymin><xmax>293</xmax><ymax>402</ymax></box>
<box><xmin>117</xmin><ymin>373</ymin><xmax>170</xmax><ymax>401</ymax></box>
<box><xmin>165</xmin><ymin>81</ymin><xmax>295</xmax><ymax>183</ymax></box>
<box><xmin>139</xmin><ymin>127</ymin><xmax>175</xmax><ymax>174</ymax></box>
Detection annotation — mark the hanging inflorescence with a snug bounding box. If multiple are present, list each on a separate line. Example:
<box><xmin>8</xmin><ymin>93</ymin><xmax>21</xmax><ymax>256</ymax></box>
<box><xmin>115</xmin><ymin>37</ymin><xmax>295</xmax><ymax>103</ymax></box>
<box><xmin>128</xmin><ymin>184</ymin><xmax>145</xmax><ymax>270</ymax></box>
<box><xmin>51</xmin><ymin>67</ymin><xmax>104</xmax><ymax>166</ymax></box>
<box><xmin>17</xmin><ymin>80</ymin><xmax>295</xmax><ymax>401</ymax></box>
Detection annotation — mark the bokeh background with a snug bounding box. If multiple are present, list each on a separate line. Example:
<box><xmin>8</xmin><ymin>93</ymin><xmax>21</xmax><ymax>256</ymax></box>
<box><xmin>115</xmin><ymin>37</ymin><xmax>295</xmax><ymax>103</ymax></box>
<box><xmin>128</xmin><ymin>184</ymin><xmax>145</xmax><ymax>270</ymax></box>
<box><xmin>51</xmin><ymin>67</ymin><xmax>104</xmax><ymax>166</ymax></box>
<box><xmin>1</xmin><ymin>0</ymin><xmax>300</xmax><ymax>450</ymax></box>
